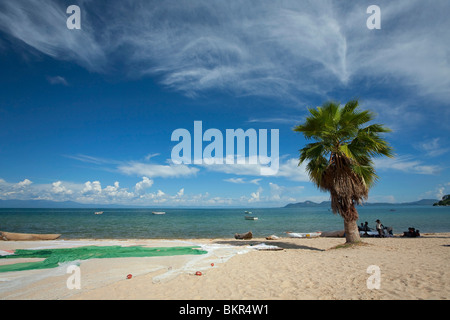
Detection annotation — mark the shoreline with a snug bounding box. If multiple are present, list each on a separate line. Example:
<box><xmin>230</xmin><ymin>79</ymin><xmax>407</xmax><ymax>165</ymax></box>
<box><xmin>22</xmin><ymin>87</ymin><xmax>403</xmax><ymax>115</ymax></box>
<box><xmin>1</xmin><ymin>232</ymin><xmax>449</xmax><ymax>300</ymax></box>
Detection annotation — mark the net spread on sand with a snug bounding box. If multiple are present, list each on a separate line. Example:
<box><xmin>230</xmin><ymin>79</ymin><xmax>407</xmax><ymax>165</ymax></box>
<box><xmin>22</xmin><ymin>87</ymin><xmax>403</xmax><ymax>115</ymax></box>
<box><xmin>0</xmin><ymin>245</ymin><xmax>207</xmax><ymax>273</ymax></box>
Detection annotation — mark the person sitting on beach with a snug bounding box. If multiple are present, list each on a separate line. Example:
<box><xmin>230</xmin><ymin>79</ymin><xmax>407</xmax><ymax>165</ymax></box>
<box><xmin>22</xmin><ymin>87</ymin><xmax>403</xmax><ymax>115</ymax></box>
<box><xmin>403</xmin><ymin>227</ymin><xmax>420</xmax><ymax>237</ymax></box>
<box><xmin>363</xmin><ymin>221</ymin><xmax>371</xmax><ymax>231</ymax></box>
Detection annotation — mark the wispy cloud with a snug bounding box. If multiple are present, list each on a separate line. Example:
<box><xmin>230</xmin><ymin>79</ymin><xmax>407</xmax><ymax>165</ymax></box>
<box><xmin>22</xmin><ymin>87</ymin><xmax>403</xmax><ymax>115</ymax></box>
<box><xmin>202</xmin><ymin>156</ymin><xmax>309</xmax><ymax>182</ymax></box>
<box><xmin>417</xmin><ymin>138</ymin><xmax>449</xmax><ymax>158</ymax></box>
<box><xmin>247</xmin><ymin>117</ymin><xmax>300</xmax><ymax>125</ymax></box>
<box><xmin>117</xmin><ymin>161</ymin><xmax>199</xmax><ymax>179</ymax></box>
<box><xmin>66</xmin><ymin>154</ymin><xmax>200</xmax><ymax>179</ymax></box>
<box><xmin>374</xmin><ymin>155</ymin><xmax>442</xmax><ymax>175</ymax></box>
<box><xmin>65</xmin><ymin>154</ymin><xmax>113</xmax><ymax>165</ymax></box>
<box><xmin>0</xmin><ymin>0</ymin><xmax>106</xmax><ymax>72</ymax></box>
<box><xmin>47</xmin><ymin>75</ymin><xmax>69</xmax><ymax>86</ymax></box>
<box><xmin>224</xmin><ymin>177</ymin><xmax>261</xmax><ymax>185</ymax></box>
<box><xmin>2</xmin><ymin>1</ymin><xmax>448</xmax><ymax>103</ymax></box>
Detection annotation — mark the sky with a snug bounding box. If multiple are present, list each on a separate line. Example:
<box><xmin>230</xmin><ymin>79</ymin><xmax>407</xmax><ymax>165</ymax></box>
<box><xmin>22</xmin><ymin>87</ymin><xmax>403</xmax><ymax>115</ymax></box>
<box><xmin>0</xmin><ymin>0</ymin><xmax>449</xmax><ymax>207</ymax></box>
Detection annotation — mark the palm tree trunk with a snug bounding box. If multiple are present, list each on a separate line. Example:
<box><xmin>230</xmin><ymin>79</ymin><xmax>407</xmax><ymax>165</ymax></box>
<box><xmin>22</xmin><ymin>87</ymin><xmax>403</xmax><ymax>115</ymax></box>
<box><xmin>344</xmin><ymin>218</ymin><xmax>361</xmax><ymax>243</ymax></box>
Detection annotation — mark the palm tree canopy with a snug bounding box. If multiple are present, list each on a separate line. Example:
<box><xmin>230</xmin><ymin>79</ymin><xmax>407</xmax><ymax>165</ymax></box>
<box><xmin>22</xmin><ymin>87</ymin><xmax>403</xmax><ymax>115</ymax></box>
<box><xmin>294</xmin><ymin>100</ymin><xmax>394</xmax><ymax>218</ymax></box>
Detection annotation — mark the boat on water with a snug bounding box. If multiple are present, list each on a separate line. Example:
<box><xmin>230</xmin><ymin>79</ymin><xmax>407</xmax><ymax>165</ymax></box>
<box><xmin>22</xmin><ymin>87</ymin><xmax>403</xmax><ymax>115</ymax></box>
<box><xmin>152</xmin><ymin>211</ymin><xmax>166</xmax><ymax>215</ymax></box>
<box><xmin>94</xmin><ymin>211</ymin><xmax>103</xmax><ymax>215</ymax></box>
<box><xmin>244</xmin><ymin>211</ymin><xmax>252</xmax><ymax>214</ymax></box>
<box><xmin>245</xmin><ymin>216</ymin><xmax>258</xmax><ymax>220</ymax></box>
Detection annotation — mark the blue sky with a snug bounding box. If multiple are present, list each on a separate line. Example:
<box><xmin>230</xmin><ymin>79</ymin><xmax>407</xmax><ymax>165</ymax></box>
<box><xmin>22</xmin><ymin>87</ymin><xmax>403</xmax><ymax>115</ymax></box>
<box><xmin>0</xmin><ymin>0</ymin><xmax>449</xmax><ymax>207</ymax></box>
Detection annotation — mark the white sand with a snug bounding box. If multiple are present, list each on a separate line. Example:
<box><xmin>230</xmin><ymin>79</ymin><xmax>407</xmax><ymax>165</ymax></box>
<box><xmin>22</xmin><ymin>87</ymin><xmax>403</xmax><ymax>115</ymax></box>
<box><xmin>1</xmin><ymin>233</ymin><xmax>449</xmax><ymax>300</ymax></box>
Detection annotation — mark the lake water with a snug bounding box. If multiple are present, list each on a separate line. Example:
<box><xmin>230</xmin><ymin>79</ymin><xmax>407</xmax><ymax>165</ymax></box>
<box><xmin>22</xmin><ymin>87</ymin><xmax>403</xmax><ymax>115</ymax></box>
<box><xmin>1</xmin><ymin>205</ymin><xmax>449</xmax><ymax>239</ymax></box>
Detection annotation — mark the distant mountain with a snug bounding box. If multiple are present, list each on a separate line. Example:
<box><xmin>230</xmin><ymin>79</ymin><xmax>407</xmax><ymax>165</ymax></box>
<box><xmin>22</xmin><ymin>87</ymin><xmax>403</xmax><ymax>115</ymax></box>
<box><xmin>284</xmin><ymin>199</ymin><xmax>438</xmax><ymax>208</ymax></box>
<box><xmin>405</xmin><ymin>199</ymin><xmax>438</xmax><ymax>206</ymax></box>
<box><xmin>284</xmin><ymin>201</ymin><xmax>329</xmax><ymax>208</ymax></box>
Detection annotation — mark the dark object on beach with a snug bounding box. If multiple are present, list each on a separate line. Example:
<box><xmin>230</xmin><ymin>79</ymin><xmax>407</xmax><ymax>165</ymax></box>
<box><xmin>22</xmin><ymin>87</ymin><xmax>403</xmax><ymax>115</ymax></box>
<box><xmin>403</xmin><ymin>227</ymin><xmax>420</xmax><ymax>237</ymax></box>
<box><xmin>0</xmin><ymin>231</ymin><xmax>61</xmax><ymax>241</ymax></box>
<box><xmin>320</xmin><ymin>230</ymin><xmax>345</xmax><ymax>238</ymax></box>
<box><xmin>234</xmin><ymin>231</ymin><xmax>253</xmax><ymax>240</ymax></box>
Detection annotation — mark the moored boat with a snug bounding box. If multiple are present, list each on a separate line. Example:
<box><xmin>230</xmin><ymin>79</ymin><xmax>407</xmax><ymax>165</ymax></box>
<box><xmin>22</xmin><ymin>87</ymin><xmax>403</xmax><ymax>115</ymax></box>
<box><xmin>286</xmin><ymin>232</ymin><xmax>321</xmax><ymax>238</ymax></box>
<box><xmin>152</xmin><ymin>211</ymin><xmax>166</xmax><ymax>215</ymax></box>
<box><xmin>245</xmin><ymin>216</ymin><xmax>258</xmax><ymax>220</ymax></box>
<box><xmin>94</xmin><ymin>211</ymin><xmax>103</xmax><ymax>215</ymax></box>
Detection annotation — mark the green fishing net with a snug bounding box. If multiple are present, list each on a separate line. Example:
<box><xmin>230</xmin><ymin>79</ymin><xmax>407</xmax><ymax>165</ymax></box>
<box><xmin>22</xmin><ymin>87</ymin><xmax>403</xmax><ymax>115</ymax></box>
<box><xmin>0</xmin><ymin>245</ymin><xmax>207</xmax><ymax>273</ymax></box>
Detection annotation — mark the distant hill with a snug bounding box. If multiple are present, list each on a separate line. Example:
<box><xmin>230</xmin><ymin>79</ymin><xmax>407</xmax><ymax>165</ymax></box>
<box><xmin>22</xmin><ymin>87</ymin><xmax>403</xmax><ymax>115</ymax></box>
<box><xmin>284</xmin><ymin>199</ymin><xmax>438</xmax><ymax>208</ymax></box>
<box><xmin>433</xmin><ymin>195</ymin><xmax>450</xmax><ymax>206</ymax></box>
<box><xmin>284</xmin><ymin>201</ymin><xmax>329</xmax><ymax>208</ymax></box>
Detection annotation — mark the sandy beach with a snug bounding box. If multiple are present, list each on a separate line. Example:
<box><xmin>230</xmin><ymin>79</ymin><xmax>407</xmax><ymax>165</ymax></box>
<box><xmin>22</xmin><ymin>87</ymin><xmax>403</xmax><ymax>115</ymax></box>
<box><xmin>1</xmin><ymin>233</ymin><xmax>449</xmax><ymax>300</ymax></box>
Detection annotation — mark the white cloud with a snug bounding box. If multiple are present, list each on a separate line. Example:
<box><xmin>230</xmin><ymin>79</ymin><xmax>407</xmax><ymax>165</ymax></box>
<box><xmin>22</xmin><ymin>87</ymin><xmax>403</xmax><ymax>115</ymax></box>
<box><xmin>0</xmin><ymin>0</ymin><xmax>106</xmax><ymax>72</ymax></box>
<box><xmin>47</xmin><ymin>76</ymin><xmax>68</xmax><ymax>86</ymax></box>
<box><xmin>374</xmin><ymin>156</ymin><xmax>442</xmax><ymax>175</ymax></box>
<box><xmin>144</xmin><ymin>153</ymin><xmax>160</xmax><ymax>161</ymax></box>
<box><xmin>422</xmin><ymin>182</ymin><xmax>450</xmax><ymax>201</ymax></box>
<box><xmin>0</xmin><ymin>178</ymin><xmax>34</xmax><ymax>199</ymax></box>
<box><xmin>268</xmin><ymin>182</ymin><xmax>305</xmax><ymax>202</ymax></box>
<box><xmin>0</xmin><ymin>177</ymin><xmax>308</xmax><ymax>207</ymax></box>
<box><xmin>51</xmin><ymin>181</ymin><xmax>73</xmax><ymax>195</ymax></box>
<box><xmin>249</xmin><ymin>187</ymin><xmax>263</xmax><ymax>203</ymax></box>
<box><xmin>134</xmin><ymin>177</ymin><xmax>154</xmax><ymax>194</ymax></box>
<box><xmin>82</xmin><ymin>181</ymin><xmax>102</xmax><ymax>194</ymax></box>
<box><xmin>418</xmin><ymin>138</ymin><xmax>449</xmax><ymax>158</ymax></box>
<box><xmin>202</xmin><ymin>156</ymin><xmax>308</xmax><ymax>181</ymax></box>
<box><xmin>17</xmin><ymin>179</ymin><xmax>32</xmax><ymax>187</ymax></box>
<box><xmin>247</xmin><ymin>117</ymin><xmax>301</xmax><ymax>125</ymax></box>
<box><xmin>118</xmin><ymin>162</ymin><xmax>199</xmax><ymax>178</ymax></box>
<box><xmin>276</xmin><ymin>158</ymin><xmax>310</xmax><ymax>182</ymax></box>
<box><xmin>224</xmin><ymin>178</ymin><xmax>246</xmax><ymax>184</ymax></box>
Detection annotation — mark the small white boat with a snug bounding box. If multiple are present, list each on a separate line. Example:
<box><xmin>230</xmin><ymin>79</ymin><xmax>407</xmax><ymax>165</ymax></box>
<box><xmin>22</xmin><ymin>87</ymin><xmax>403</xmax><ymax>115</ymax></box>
<box><xmin>244</xmin><ymin>211</ymin><xmax>252</xmax><ymax>214</ymax></box>
<box><xmin>286</xmin><ymin>232</ymin><xmax>321</xmax><ymax>238</ymax></box>
<box><xmin>152</xmin><ymin>211</ymin><xmax>166</xmax><ymax>215</ymax></box>
<box><xmin>245</xmin><ymin>216</ymin><xmax>258</xmax><ymax>220</ymax></box>
<box><xmin>94</xmin><ymin>211</ymin><xmax>103</xmax><ymax>215</ymax></box>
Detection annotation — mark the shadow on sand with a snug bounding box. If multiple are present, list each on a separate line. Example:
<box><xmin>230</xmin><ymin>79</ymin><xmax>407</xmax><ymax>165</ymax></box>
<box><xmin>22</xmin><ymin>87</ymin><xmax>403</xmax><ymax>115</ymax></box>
<box><xmin>212</xmin><ymin>239</ymin><xmax>325</xmax><ymax>252</ymax></box>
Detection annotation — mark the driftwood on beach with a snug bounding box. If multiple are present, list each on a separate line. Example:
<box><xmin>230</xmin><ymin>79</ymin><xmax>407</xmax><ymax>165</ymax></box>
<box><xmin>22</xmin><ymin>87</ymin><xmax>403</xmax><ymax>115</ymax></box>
<box><xmin>0</xmin><ymin>231</ymin><xmax>61</xmax><ymax>241</ymax></box>
<box><xmin>234</xmin><ymin>231</ymin><xmax>253</xmax><ymax>240</ymax></box>
<box><xmin>319</xmin><ymin>230</ymin><xmax>345</xmax><ymax>238</ymax></box>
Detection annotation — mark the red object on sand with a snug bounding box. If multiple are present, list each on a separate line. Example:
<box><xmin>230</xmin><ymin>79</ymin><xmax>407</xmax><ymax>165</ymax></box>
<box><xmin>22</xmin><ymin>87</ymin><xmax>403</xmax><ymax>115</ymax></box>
<box><xmin>211</xmin><ymin>263</ymin><xmax>214</xmax><ymax>267</ymax></box>
<box><xmin>127</xmin><ymin>274</ymin><xmax>132</xmax><ymax>279</ymax></box>
<box><xmin>195</xmin><ymin>271</ymin><xmax>202</xmax><ymax>276</ymax></box>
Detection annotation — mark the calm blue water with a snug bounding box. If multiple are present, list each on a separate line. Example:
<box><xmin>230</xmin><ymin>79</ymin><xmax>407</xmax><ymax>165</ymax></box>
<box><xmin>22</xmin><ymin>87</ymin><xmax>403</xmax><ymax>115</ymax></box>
<box><xmin>0</xmin><ymin>206</ymin><xmax>449</xmax><ymax>239</ymax></box>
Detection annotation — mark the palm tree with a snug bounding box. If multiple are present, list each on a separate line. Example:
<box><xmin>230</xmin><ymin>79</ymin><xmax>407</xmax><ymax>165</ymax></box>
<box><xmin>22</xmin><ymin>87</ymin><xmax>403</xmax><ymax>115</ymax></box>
<box><xmin>293</xmin><ymin>100</ymin><xmax>394</xmax><ymax>243</ymax></box>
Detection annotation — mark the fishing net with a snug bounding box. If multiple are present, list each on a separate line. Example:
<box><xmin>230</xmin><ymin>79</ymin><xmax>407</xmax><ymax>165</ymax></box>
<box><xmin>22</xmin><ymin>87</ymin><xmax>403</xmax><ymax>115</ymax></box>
<box><xmin>0</xmin><ymin>245</ymin><xmax>207</xmax><ymax>273</ymax></box>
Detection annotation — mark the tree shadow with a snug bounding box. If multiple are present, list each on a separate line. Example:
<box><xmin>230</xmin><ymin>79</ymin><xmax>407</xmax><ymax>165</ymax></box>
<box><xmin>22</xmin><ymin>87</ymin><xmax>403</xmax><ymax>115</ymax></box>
<box><xmin>212</xmin><ymin>239</ymin><xmax>325</xmax><ymax>252</ymax></box>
